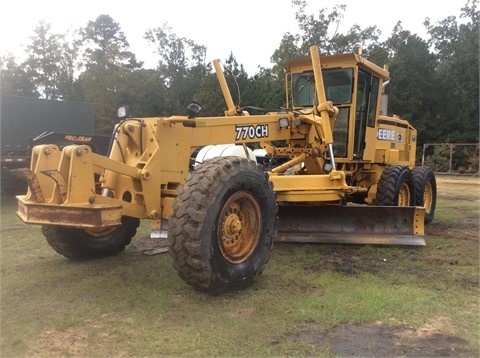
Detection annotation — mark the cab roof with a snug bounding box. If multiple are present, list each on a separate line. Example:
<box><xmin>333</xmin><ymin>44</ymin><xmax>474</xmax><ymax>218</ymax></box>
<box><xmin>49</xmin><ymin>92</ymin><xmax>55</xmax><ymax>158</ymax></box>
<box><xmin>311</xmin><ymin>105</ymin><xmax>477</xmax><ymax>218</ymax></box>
<box><xmin>286</xmin><ymin>52</ymin><xmax>390</xmax><ymax>81</ymax></box>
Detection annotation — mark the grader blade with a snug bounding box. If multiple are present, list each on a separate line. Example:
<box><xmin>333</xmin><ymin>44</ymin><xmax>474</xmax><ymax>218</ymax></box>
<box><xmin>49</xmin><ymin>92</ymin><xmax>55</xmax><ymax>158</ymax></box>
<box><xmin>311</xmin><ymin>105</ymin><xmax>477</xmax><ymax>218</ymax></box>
<box><xmin>276</xmin><ymin>205</ymin><xmax>425</xmax><ymax>246</ymax></box>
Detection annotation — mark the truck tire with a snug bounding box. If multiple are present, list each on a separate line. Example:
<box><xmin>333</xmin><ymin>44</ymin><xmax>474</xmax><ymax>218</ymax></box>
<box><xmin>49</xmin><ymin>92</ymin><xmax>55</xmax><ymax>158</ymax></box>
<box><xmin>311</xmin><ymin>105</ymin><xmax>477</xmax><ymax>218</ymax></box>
<box><xmin>412</xmin><ymin>166</ymin><xmax>437</xmax><ymax>223</ymax></box>
<box><xmin>376</xmin><ymin>166</ymin><xmax>415</xmax><ymax>206</ymax></box>
<box><xmin>169</xmin><ymin>156</ymin><xmax>277</xmax><ymax>295</ymax></box>
<box><xmin>42</xmin><ymin>216</ymin><xmax>139</xmax><ymax>260</ymax></box>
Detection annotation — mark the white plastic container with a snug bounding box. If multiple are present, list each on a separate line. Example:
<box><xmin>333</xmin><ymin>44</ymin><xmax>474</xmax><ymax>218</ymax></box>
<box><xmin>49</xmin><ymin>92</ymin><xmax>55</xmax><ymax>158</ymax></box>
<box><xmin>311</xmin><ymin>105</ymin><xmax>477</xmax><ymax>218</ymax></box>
<box><xmin>194</xmin><ymin>144</ymin><xmax>257</xmax><ymax>165</ymax></box>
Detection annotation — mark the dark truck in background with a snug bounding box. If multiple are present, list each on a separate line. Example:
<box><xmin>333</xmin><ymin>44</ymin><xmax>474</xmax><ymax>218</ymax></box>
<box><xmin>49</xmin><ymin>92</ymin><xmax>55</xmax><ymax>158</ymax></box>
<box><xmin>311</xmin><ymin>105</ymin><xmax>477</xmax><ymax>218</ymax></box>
<box><xmin>1</xmin><ymin>95</ymin><xmax>110</xmax><ymax>193</ymax></box>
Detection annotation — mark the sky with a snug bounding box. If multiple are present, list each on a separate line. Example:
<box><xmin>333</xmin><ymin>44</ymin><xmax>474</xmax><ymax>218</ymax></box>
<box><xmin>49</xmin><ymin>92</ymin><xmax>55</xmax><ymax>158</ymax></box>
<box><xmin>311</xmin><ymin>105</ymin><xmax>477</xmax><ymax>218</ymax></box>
<box><xmin>0</xmin><ymin>0</ymin><xmax>466</xmax><ymax>75</ymax></box>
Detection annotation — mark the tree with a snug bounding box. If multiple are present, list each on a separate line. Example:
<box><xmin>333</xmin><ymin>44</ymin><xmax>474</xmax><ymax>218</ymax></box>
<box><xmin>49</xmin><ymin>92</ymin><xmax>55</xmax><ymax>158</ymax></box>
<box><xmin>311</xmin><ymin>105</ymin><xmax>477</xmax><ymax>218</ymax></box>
<box><xmin>244</xmin><ymin>67</ymin><xmax>285</xmax><ymax>111</ymax></box>
<box><xmin>292</xmin><ymin>0</ymin><xmax>380</xmax><ymax>55</ymax></box>
<box><xmin>424</xmin><ymin>0</ymin><xmax>479</xmax><ymax>142</ymax></box>
<box><xmin>382</xmin><ymin>25</ymin><xmax>438</xmax><ymax>146</ymax></box>
<box><xmin>271</xmin><ymin>1</ymin><xmax>381</xmax><ymax>85</ymax></box>
<box><xmin>78</xmin><ymin>15</ymin><xmax>143</xmax><ymax>132</ymax></box>
<box><xmin>23</xmin><ymin>22</ymin><xmax>76</xmax><ymax>100</ymax></box>
<box><xmin>117</xmin><ymin>68</ymin><xmax>167</xmax><ymax>117</ymax></box>
<box><xmin>270</xmin><ymin>33</ymin><xmax>302</xmax><ymax>79</ymax></box>
<box><xmin>193</xmin><ymin>72</ymin><xmax>225</xmax><ymax>117</ymax></box>
<box><xmin>145</xmin><ymin>23</ymin><xmax>209</xmax><ymax>114</ymax></box>
<box><xmin>0</xmin><ymin>55</ymin><xmax>38</xmax><ymax>97</ymax></box>
<box><xmin>80</xmin><ymin>14</ymin><xmax>141</xmax><ymax>71</ymax></box>
<box><xmin>222</xmin><ymin>53</ymin><xmax>249</xmax><ymax>108</ymax></box>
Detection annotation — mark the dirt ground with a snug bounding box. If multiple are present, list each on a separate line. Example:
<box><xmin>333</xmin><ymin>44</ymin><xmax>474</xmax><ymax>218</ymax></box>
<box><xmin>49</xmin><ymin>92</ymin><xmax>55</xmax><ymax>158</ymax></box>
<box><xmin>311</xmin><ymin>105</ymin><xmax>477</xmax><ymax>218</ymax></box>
<box><xmin>128</xmin><ymin>239</ymin><xmax>478</xmax><ymax>356</ymax></box>
<box><xmin>274</xmin><ymin>317</ymin><xmax>475</xmax><ymax>357</ymax></box>
<box><xmin>3</xmin><ymin>176</ymin><xmax>478</xmax><ymax>357</ymax></box>
<box><xmin>280</xmin><ymin>237</ymin><xmax>477</xmax><ymax>355</ymax></box>
<box><xmin>27</xmin><ymin>316</ymin><xmax>475</xmax><ymax>357</ymax></box>
<box><xmin>286</xmin><ymin>177</ymin><xmax>479</xmax><ymax>356</ymax></box>
<box><xmin>130</xmin><ymin>177</ymin><xmax>479</xmax><ymax>357</ymax></box>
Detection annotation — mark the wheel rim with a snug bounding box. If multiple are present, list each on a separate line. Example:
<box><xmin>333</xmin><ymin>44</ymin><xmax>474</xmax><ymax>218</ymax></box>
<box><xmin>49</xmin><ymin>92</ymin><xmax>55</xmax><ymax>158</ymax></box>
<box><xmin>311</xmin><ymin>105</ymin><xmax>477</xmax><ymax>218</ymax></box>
<box><xmin>84</xmin><ymin>226</ymin><xmax>117</xmax><ymax>238</ymax></box>
<box><xmin>217</xmin><ymin>191</ymin><xmax>262</xmax><ymax>264</ymax></box>
<box><xmin>423</xmin><ymin>181</ymin><xmax>433</xmax><ymax>213</ymax></box>
<box><xmin>397</xmin><ymin>183</ymin><xmax>411</xmax><ymax>206</ymax></box>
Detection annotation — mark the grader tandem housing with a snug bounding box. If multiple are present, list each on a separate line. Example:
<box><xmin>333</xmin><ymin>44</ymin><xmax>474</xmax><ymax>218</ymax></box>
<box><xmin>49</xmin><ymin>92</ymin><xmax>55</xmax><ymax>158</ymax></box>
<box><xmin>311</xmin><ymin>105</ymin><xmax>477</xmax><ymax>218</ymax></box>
<box><xmin>17</xmin><ymin>46</ymin><xmax>437</xmax><ymax>294</ymax></box>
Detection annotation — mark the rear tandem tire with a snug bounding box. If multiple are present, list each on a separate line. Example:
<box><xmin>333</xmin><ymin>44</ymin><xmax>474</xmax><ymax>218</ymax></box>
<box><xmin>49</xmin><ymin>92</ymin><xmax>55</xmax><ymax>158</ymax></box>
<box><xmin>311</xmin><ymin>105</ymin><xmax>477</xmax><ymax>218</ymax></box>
<box><xmin>412</xmin><ymin>166</ymin><xmax>437</xmax><ymax>223</ymax></box>
<box><xmin>168</xmin><ymin>156</ymin><xmax>277</xmax><ymax>295</ymax></box>
<box><xmin>42</xmin><ymin>216</ymin><xmax>139</xmax><ymax>260</ymax></box>
<box><xmin>376</xmin><ymin>165</ymin><xmax>416</xmax><ymax>206</ymax></box>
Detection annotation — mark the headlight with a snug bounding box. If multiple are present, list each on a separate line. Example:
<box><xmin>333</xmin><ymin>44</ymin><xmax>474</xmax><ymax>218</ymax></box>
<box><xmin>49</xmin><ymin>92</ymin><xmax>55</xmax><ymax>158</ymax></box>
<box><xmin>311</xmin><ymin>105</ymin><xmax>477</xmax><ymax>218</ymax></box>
<box><xmin>323</xmin><ymin>163</ymin><xmax>333</xmax><ymax>172</ymax></box>
<box><xmin>118</xmin><ymin>106</ymin><xmax>128</xmax><ymax>119</ymax></box>
<box><xmin>187</xmin><ymin>101</ymin><xmax>202</xmax><ymax>118</ymax></box>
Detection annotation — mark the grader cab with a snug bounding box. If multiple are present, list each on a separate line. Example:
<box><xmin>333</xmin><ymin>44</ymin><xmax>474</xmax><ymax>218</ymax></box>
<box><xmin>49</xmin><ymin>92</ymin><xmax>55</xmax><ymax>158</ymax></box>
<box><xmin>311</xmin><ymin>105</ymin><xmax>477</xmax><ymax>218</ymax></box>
<box><xmin>16</xmin><ymin>46</ymin><xmax>437</xmax><ymax>294</ymax></box>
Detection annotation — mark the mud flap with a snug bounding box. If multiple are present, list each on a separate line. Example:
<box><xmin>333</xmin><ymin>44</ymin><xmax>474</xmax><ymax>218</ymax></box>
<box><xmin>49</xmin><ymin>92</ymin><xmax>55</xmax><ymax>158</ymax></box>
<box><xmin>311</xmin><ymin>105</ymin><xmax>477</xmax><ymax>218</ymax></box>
<box><xmin>276</xmin><ymin>205</ymin><xmax>425</xmax><ymax>246</ymax></box>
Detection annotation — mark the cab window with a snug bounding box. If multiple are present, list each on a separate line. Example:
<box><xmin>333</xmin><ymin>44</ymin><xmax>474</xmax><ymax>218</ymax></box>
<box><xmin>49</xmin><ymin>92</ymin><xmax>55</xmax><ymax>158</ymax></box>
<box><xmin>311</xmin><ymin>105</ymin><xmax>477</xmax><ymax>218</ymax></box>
<box><xmin>292</xmin><ymin>68</ymin><xmax>354</xmax><ymax>106</ymax></box>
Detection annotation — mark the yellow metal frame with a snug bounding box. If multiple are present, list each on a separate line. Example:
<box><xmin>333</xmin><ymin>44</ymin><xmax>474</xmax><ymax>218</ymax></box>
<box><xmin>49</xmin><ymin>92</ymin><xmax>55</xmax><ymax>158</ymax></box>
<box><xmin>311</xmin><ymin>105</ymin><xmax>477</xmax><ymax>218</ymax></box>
<box><xmin>17</xmin><ymin>46</ymin><xmax>420</xmax><ymax>231</ymax></box>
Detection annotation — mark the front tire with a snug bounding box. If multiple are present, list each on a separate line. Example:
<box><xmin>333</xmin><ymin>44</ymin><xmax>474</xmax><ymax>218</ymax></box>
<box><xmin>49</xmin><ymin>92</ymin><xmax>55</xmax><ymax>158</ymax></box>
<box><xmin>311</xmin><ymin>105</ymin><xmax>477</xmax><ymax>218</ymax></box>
<box><xmin>376</xmin><ymin>166</ymin><xmax>415</xmax><ymax>206</ymax></box>
<box><xmin>169</xmin><ymin>156</ymin><xmax>277</xmax><ymax>294</ymax></box>
<box><xmin>42</xmin><ymin>216</ymin><xmax>139</xmax><ymax>260</ymax></box>
<box><xmin>412</xmin><ymin>166</ymin><xmax>437</xmax><ymax>223</ymax></box>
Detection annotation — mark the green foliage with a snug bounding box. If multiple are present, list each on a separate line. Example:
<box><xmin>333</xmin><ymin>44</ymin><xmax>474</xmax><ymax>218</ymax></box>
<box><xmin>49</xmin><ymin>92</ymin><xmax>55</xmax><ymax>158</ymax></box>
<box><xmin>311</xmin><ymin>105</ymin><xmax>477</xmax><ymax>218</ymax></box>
<box><xmin>0</xmin><ymin>55</ymin><xmax>38</xmax><ymax>97</ymax></box>
<box><xmin>425</xmin><ymin>0</ymin><xmax>479</xmax><ymax>143</ymax></box>
<box><xmin>77</xmin><ymin>15</ymin><xmax>143</xmax><ymax>132</ymax></box>
<box><xmin>14</xmin><ymin>22</ymin><xmax>77</xmax><ymax>100</ymax></box>
<box><xmin>464</xmin><ymin>145</ymin><xmax>480</xmax><ymax>173</ymax></box>
<box><xmin>245</xmin><ymin>67</ymin><xmax>285</xmax><ymax>111</ymax></box>
<box><xmin>424</xmin><ymin>144</ymin><xmax>451</xmax><ymax>172</ymax></box>
<box><xmin>384</xmin><ymin>28</ymin><xmax>439</xmax><ymax>146</ymax></box>
<box><xmin>144</xmin><ymin>23</ymin><xmax>210</xmax><ymax>115</ymax></box>
<box><xmin>423</xmin><ymin>143</ymin><xmax>479</xmax><ymax>173</ymax></box>
<box><xmin>192</xmin><ymin>73</ymin><xmax>225</xmax><ymax>116</ymax></box>
<box><xmin>270</xmin><ymin>1</ymin><xmax>381</xmax><ymax>78</ymax></box>
<box><xmin>2</xmin><ymin>0</ymin><xmax>478</xmax><ymax>147</ymax></box>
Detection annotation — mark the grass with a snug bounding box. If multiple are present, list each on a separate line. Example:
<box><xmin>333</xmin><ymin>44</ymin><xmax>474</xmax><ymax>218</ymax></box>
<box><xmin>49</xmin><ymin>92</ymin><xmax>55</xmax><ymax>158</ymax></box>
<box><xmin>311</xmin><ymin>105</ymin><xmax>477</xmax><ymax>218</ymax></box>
<box><xmin>1</xmin><ymin>177</ymin><xmax>479</xmax><ymax>357</ymax></box>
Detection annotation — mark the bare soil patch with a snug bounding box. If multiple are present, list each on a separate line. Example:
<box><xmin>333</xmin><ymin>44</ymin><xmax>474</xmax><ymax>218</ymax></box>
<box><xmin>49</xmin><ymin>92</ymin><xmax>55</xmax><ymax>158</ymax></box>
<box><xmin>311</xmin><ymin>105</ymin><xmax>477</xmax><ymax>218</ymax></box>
<box><xmin>274</xmin><ymin>318</ymin><xmax>476</xmax><ymax>357</ymax></box>
<box><xmin>329</xmin><ymin>320</ymin><xmax>474</xmax><ymax>357</ymax></box>
<box><xmin>427</xmin><ymin>219</ymin><xmax>479</xmax><ymax>240</ymax></box>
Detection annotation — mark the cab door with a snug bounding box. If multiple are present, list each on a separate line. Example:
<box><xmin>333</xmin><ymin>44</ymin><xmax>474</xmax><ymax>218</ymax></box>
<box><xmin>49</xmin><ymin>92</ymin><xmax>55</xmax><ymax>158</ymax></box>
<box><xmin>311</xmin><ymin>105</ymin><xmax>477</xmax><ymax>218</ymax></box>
<box><xmin>354</xmin><ymin>69</ymin><xmax>380</xmax><ymax>159</ymax></box>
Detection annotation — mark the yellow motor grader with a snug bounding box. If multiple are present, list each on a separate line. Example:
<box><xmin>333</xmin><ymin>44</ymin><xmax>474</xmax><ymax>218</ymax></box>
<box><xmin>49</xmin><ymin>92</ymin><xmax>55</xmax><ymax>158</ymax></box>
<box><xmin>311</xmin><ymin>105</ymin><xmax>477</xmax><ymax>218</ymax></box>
<box><xmin>16</xmin><ymin>46</ymin><xmax>437</xmax><ymax>294</ymax></box>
